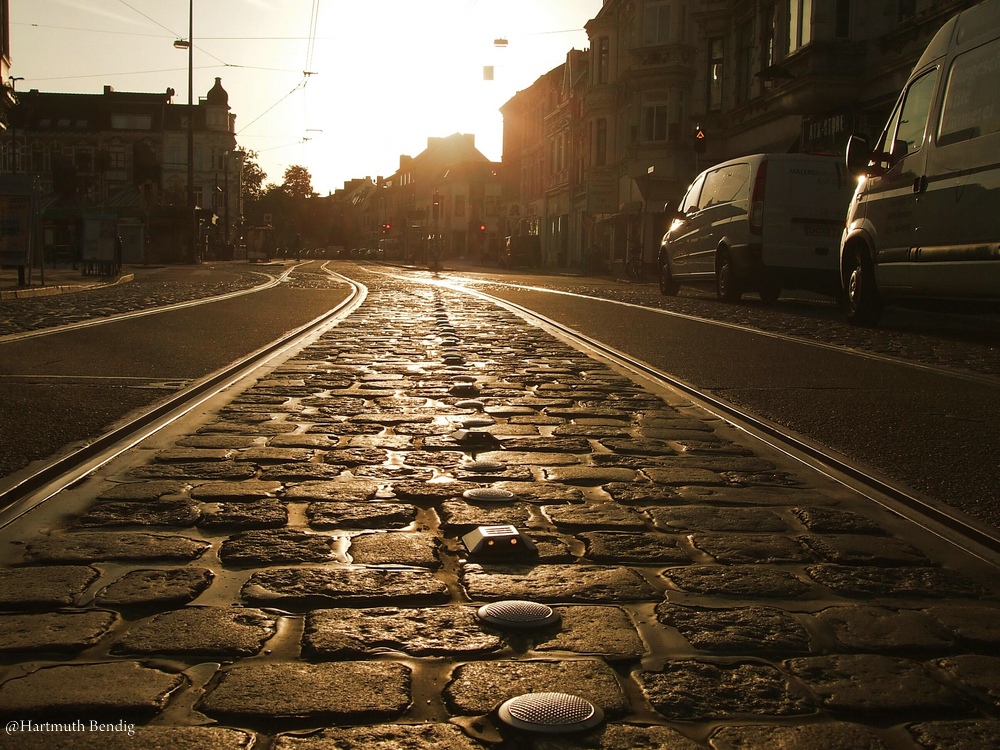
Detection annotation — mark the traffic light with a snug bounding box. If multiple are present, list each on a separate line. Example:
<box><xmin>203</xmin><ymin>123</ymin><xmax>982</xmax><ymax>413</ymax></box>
<box><xmin>694</xmin><ymin>126</ymin><xmax>707</xmax><ymax>153</ymax></box>
<box><xmin>479</xmin><ymin>223</ymin><xmax>486</xmax><ymax>232</ymax></box>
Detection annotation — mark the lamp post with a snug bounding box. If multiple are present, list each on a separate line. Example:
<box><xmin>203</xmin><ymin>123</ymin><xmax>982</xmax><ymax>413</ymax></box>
<box><xmin>174</xmin><ymin>0</ymin><xmax>196</xmax><ymax>263</ymax></box>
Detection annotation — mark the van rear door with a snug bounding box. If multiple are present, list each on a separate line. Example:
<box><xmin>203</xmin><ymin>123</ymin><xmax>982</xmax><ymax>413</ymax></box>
<box><xmin>761</xmin><ymin>155</ymin><xmax>854</xmax><ymax>272</ymax></box>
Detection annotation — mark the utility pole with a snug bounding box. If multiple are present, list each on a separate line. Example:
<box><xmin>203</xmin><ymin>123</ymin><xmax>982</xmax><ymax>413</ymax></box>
<box><xmin>174</xmin><ymin>1</ymin><xmax>195</xmax><ymax>262</ymax></box>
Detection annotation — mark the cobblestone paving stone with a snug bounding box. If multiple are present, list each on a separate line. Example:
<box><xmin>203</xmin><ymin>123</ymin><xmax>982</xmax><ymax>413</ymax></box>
<box><xmin>1</xmin><ymin>267</ymin><xmax>999</xmax><ymax>748</ymax></box>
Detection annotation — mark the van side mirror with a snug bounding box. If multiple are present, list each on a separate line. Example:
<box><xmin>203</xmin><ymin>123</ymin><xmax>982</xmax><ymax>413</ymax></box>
<box><xmin>661</xmin><ymin>199</ymin><xmax>684</xmax><ymax>223</ymax></box>
<box><xmin>845</xmin><ymin>134</ymin><xmax>872</xmax><ymax>176</ymax></box>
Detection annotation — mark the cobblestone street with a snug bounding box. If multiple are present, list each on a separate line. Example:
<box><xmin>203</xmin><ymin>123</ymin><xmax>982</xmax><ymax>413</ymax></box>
<box><xmin>1</xmin><ymin>267</ymin><xmax>999</xmax><ymax>748</ymax></box>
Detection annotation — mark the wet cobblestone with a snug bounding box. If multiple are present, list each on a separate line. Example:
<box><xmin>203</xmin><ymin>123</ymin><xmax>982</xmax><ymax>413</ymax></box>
<box><xmin>1</xmin><ymin>267</ymin><xmax>999</xmax><ymax>747</ymax></box>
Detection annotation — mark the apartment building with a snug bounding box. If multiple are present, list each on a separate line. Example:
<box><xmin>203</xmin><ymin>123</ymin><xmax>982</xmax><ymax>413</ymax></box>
<box><xmin>377</xmin><ymin>133</ymin><xmax>502</xmax><ymax>264</ymax></box>
<box><xmin>4</xmin><ymin>79</ymin><xmax>241</xmax><ymax>264</ymax></box>
<box><xmin>502</xmin><ymin>0</ymin><xmax>981</xmax><ymax>272</ymax></box>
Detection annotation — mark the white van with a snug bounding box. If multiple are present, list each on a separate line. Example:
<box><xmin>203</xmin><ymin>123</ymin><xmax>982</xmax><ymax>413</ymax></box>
<box><xmin>841</xmin><ymin>0</ymin><xmax>1000</xmax><ymax>326</ymax></box>
<box><xmin>658</xmin><ymin>153</ymin><xmax>853</xmax><ymax>303</ymax></box>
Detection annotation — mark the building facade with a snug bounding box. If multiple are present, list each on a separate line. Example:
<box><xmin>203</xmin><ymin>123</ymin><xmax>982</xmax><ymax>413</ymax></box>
<box><xmin>4</xmin><ymin>79</ymin><xmax>242</xmax><ymax>265</ymax></box>
<box><xmin>0</xmin><ymin>0</ymin><xmax>11</xmax><ymax>133</ymax></box>
<box><xmin>501</xmin><ymin>0</ymin><xmax>981</xmax><ymax>272</ymax></box>
<box><xmin>377</xmin><ymin>133</ymin><xmax>501</xmax><ymax>264</ymax></box>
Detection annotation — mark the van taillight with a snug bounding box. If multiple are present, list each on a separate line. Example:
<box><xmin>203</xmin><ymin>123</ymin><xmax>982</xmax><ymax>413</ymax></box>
<box><xmin>749</xmin><ymin>160</ymin><xmax>768</xmax><ymax>236</ymax></box>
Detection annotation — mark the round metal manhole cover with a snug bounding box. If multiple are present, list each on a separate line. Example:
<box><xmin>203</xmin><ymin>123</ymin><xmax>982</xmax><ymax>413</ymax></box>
<box><xmin>463</xmin><ymin>486</ymin><xmax>515</xmax><ymax>501</ymax></box>
<box><xmin>462</xmin><ymin>460</ymin><xmax>505</xmax><ymax>474</ymax></box>
<box><xmin>498</xmin><ymin>692</ymin><xmax>603</xmax><ymax>733</ymax></box>
<box><xmin>460</xmin><ymin>416</ymin><xmax>493</xmax><ymax>427</ymax></box>
<box><xmin>477</xmin><ymin>599</ymin><xmax>561</xmax><ymax>629</ymax></box>
<box><xmin>443</xmin><ymin>355</ymin><xmax>466</xmax><ymax>365</ymax></box>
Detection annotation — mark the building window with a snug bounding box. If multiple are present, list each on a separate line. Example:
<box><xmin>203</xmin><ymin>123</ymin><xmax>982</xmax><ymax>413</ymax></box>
<box><xmin>597</xmin><ymin>37</ymin><xmax>610</xmax><ymax>83</ymax></box>
<box><xmin>644</xmin><ymin>1</ymin><xmax>671</xmax><ymax>44</ymax></box>
<box><xmin>835</xmin><ymin>0</ymin><xmax>851</xmax><ymax>38</ymax></box>
<box><xmin>708</xmin><ymin>37</ymin><xmax>724</xmax><ymax>111</ymax></box>
<box><xmin>111</xmin><ymin>113</ymin><xmax>152</xmax><ymax>130</ymax></box>
<box><xmin>644</xmin><ymin>104</ymin><xmax>669</xmax><ymax>142</ymax></box>
<box><xmin>30</xmin><ymin>143</ymin><xmax>46</xmax><ymax>172</ymax></box>
<box><xmin>595</xmin><ymin>118</ymin><xmax>608</xmax><ymax>167</ymax></box>
<box><xmin>108</xmin><ymin>146</ymin><xmax>126</xmax><ymax>169</ymax></box>
<box><xmin>789</xmin><ymin>0</ymin><xmax>812</xmax><ymax>52</ymax></box>
<box><xmin>74</xmin><ymin>147</ymin><xmax>93</xmax><ymax>172</ymax></box>
<box><xmin>761</xmin><ymin>4</ymin><xmax>776</xmax><ymax>67</ymax></box>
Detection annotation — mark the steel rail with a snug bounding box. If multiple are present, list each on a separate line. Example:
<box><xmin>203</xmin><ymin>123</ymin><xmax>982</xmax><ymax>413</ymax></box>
<box><xmin>0</xmin><ymin>269</ymin><xmax>366</xmax><ymax>528</ymax></box>
<box><xmin>431</xmin><ymin>275</ymin><xmax>1000</xmax><ymax>562</ymax></box>
<box><xmin>440</xmin><ymin>272</ymin><xmax>1000</xmax><ymax>389</ymax></box>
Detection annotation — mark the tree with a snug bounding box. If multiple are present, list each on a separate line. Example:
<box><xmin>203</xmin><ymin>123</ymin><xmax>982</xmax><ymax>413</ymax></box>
<box><xmin>282</xmin><ymin>165</ymin><xmax>314</xmax><ymax>198</ymax></box>
<box><xmin>241</xmin><ymin>150</ymin><xmax>267</xmax><ymax>205</ymax></box>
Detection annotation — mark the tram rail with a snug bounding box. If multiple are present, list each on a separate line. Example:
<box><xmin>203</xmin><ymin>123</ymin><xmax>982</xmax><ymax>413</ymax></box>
<box><xmin>0</xmin><ymin>267</ymin><xmax>365</xmax><ymax>527</ymax></box>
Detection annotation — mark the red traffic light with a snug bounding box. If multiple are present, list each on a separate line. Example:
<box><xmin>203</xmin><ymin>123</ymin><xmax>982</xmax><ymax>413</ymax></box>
<box><xmin>479</xmin><ymin>224</ymin><xmax>486</xmax><ymax>232</ymax></box>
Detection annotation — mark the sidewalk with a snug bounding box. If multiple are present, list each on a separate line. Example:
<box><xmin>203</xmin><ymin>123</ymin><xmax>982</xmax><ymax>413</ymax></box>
<box><xmin>0</xmin><ymin>264</ymin><xmax>132</xmax><ymax>300</ymax></box>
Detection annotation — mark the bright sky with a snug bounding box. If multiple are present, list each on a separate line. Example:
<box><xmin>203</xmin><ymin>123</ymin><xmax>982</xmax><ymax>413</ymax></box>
<box><xmin>9</xmin><ymin>0</ymin><xmax>604</xmax><ymax>196</ymax></box>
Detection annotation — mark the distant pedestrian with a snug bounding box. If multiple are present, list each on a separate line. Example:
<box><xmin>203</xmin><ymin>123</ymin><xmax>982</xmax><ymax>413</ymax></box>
<box><xmin>114</xmin><ymin>235</ymin><xmax>123</xmax><ymax>275</ymax></box>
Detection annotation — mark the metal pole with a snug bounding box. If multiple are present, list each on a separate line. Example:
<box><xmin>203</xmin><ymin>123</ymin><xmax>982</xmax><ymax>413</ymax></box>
<box><xmin>187</xmin><ymin>0</ymin><xmax>196</xmax><ymax>263</ymax></box>
<box><xmin>224</xmin><ymin>152</ymin><xmax>230</xmax><ymax>255</ymax></box>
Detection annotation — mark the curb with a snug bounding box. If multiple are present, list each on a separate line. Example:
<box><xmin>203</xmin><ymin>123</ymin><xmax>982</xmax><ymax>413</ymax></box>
<box><xmin>0</xmin><ymin>273</ymin><xmax>134</xmax><ymax>300</ymax></box>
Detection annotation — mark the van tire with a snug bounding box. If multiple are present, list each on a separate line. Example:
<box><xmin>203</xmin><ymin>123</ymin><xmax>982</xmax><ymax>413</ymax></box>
<box><xmin>659</xmin><ymin>262</ymin><xmax>679</xmax><ymax>296</ymax></box>
<box><xmin>715</xmin><ymin>249</ymin><xmax>743</xmax><ymax>302</ymax></box>
<box><xmin>843</xmin><ymin>244</ymin><xmax>884</xmax><ymax>326</ymax></box>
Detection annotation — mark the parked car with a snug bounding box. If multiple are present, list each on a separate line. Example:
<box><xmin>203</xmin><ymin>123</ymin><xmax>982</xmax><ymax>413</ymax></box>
<box><xmin>840</xmin><ymin>0</ymin><xmax>1000</xmax><ymax>326</ymax></box>
<box><xmin>658</xmin><ymin>152</ymin><xmax>853</xmax><ymax>302</ymax></box>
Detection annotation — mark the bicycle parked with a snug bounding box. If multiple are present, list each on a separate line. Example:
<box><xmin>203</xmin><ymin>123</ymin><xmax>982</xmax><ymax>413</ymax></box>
<box><xmin>624</xmin><ymin>241</ymin><xmax>644</xmax><ymax>282</ymax></box>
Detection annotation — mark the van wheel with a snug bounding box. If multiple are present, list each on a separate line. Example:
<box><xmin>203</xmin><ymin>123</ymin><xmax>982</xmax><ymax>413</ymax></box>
<box><xmin>843</xmin><ymin>244</ymin><xmax>883</xmax><ymax>326</ymax></box>
<box><xmin>715</xmin><ymin>249</ymin><xmax>743</xmax><ymax>302</ymax></box>
<box><xmin>659</xmin><ymin>261</ymin><xmax>679</xmax><ymax>296</ymax></box>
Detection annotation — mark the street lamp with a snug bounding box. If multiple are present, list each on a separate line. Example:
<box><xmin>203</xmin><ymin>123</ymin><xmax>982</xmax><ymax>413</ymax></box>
<box><xmin>174</xmin><ymin>0</ymin><xmax>196</xmax><ymax>263</ymax></box>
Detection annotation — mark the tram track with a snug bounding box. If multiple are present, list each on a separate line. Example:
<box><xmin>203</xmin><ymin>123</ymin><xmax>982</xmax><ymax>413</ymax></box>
<box><xmin>0</xmin><ymin>267</ymin><xmax>366</xmax><ymax>527</ymax></box>
<box><xmin>0</xmin><ymin>265</ymin><xmax>293</xmax><ymax>344</ymax></box>
<box><xmin>436</xmin><ymin>272</ymin><xmax>1000</xmax><ymax>388</ymax></box>
<box><xmin>403</xmin><ymin>269</ymin><xmax>1000</xmax><ymax>565</ymax></box>
<box><xmin>2</xmin><ymin>260</ymin><xmax>996</xmax><ymax>565</ymax></box>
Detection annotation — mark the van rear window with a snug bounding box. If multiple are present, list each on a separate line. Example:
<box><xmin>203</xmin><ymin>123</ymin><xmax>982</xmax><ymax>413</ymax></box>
<box><xmin>937</xmin><ymin>37</ymin><xmax>1000</xmax><ymax>147</ymax></box>
<box><xmin>699</xmin><ymin>164</ymin><xmax>750</xmax><ymax>209</ymax></box>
